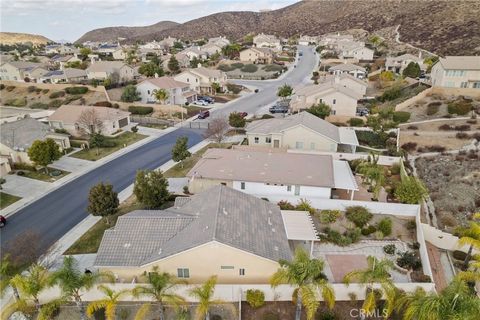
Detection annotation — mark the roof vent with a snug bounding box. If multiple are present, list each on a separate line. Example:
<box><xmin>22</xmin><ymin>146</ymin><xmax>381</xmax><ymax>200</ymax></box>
<box><xmin>123</xmin><ymin>243</ymin><xmax>131</xmax><ymax>248</ymax></box>
<box><xmin>274</xmin><ymin>246</ymin><xmax>279</xmax><ymax>251</ymax></box>
<box><xmin>223</xmin><ymin>208</ymin><xmax>228</xmax><ymax>215</ymax></box>
<box><xmin>158</xmin><ymin>248</ymin><xmax>162</xmax><ymax>255</ymax></box>
<box><xmin>271</xmin><ymin>228</ymin><xmax>276</xmax><ymax>233</ymax></box>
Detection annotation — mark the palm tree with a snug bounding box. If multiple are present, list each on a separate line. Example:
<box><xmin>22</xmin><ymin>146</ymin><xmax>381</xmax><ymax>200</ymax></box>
<box><xmin>189</xmin><ymin>275</ymin><xmax>224</xmax><ymax>320</ymax></box>
<box><xmin>343</xmin><ymin>256</ymin><xmax>396</xmax><ymax>317</ymax></box>
<box><xmin>270</xmin><ymin>248</ymin><xmax>335</xmax><ymax>320</ymax></box>
<box><xmin>397</xmin><ymin>276</ymin><xmax>480</xmax><ymax>320</ymax></box>
<box><xmin>50</xmin><ymin>256</ymin><xmax>113</xmax><ymax>320</ymax></box>
<box><xmin>86</xmin><ymin>285</ymin><xmax>130</xmax><ymax>320</ymax></box>
<box><xmin>0</xmin><ymin>254</ymin><xmax>20</xmax><ymax>301</ymax></box>
<box><xmin>457</xmin><ymin>213</ymin><xmax>480</xmax><ymax>268</ymax></box>
<box><xmin>132</xmin><ymin>267</ymin><xmax>186</xmax><ymax>320</ymax></box>
<box><xmin>152</xmin><ymin>88</ymin><xmax>170</xmax><ymax>104</ymax></box>
<box><xmin>9</xmin><ymin>263</ymin><xmax>51</xmax><ymax>311</ymax></box>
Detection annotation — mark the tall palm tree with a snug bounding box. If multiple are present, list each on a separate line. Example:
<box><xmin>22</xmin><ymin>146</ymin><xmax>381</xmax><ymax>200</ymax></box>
<box><xmin>189</xmin><ymin>275</ymin><xmax>224</xmax><ymax>320</ymax></box>
<box><xmin>86</xmin><ymin>285</ymin><xmax>130</xmax><ymax>320</ymax></box>
<box><xmin>396</xmin><ymin>277</ymin><xmax>480</xmax><ymax>320</ymax></box>
<box><xmin>0</xmin><ymin>254</ymin><xmax>20</xmax><ymax>300</ymax></box>
<box><xmin>270</xmin><ymin>248</ymin><xmax>335</xmax><ymax>320</ymax></box>
<box><xmin>457</xmin><ymin>213</ymin><xmax>480</xmax><ymax>267</ymax></box>
<box><xmin>152</xmin><ymin>88</ymin><xmax>170</xmax><ymax>104</ymax></box>
<box><xmin>50</xmin><ymin>256</ymin><xmax>113</xmax><ymax>320</ymax></box>
<box><xmin>10</xmin><ymin>263</ymin><xmax>51</xmax><ymax>311</ymax></box>
<box><xmin>132</xmin><ymin>267</ymin><xmax>186</xmax><ymax>320</ymax></box>
<box><xmin>343</xmin><ymin>256</ymin><xmax>396</xmax><ymax>317</ymax></box>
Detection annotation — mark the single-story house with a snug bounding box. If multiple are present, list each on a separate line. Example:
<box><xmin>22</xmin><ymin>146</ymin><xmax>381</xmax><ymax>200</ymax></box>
<box><xmin>385</xmin><ymin>53</ymin><xmax>426</xmax><ymax>74</ymax></box>
<box><xmin>208</xmin><ymin>36</ymin><xmax>230</xmax><ymax>48</ymax></box>
<box><xmin>48</xmin><ymin>105</ymin><xmax>131</xmax><ymax>137</ymax></box>
<box><xmin>0</xmin><ymin>118</ymin><xmax>70</xmax><ymax>165</ymax></box>
<box><xmin>40</xmin><ymin>68</ymin><xmax>88</xmax><ymax>84</ymax></box>
<box><xmin>136</xmin><ymin>76</ymin><xmax>197</xmax><ymax>104</ymax></box>
<box><xmin>86</xmin><ymin>61</ymin><xmax>136</xmax><ymax>82</ymax></box>
<box><xmin>328</xmin><ymin>63</ymin><xmax>367</xmax><ymax>79</ymax></box>
<box><xmin>50</xmin><ymin>54</ymin><xmax>82</xmax><ymax>68</ymax></box>
<box><xmin>239</xmin><ymin>47</ymin><xmax>274</xmax><ymax>64</ymax></box>
<box><xmin>290</xmin><ymin>82</ymin><xmax>362</xmax><ymax>116</ymax></box>
<box><xmin>338</xmin><ymin>43</ymin><xmax>374</xmax><ymax>61</ymax></box>
<box><xmin>431</xmin><ymin>56</ymin><xmax>480</xmax><ymax>89</ymax></box>
<box><xmin>94</xmin><ymin>185</ymin><xmax>292</xmax><ymax>284</ymax></box>
<box><xmin>317</xmin><ymin>73</ymin><xmax>368</xmax><ymax>96</ymax></box>
<box><xmin>0</xmin><ymin>61</ymin><xmax>49</xmax><ymax>82</ymax></box>
<box><xmin>246</xmin><ymin>111</ymin><xmax>358</xmax><ymax>153</ymax></box>
<box><xmin>187</xmin><ymin>148</ymin><xmax>358</xmax><ymax>200</ymax></box>
<box><xmin>253</xmin><ymin>33</ymin><xmax>282</xmax><ymax>51</ymax></box>
<box><xmin>180</xmin><ymin>47</ymin><xmax>207</xmax><ymax>61</ymax></box>
<box><xmin>174</xmin><ymin>67</ymin><xmax>227</xmax><ymax>94</ymax></box>
<box><xmin>298</xmin><ymin>35</ymin><xmax>318</xmax><ymax>46</ymax></box>
<box><xmin>201</xmin><ymin>43</ymin><xmax>223</xmax><ymax>56</ymax></box>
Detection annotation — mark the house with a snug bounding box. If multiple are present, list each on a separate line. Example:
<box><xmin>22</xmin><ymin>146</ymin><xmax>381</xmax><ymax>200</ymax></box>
<box><xmin>431</xmin><ymin>56</ymin><xmax>480</xmax><ymax>89</ymax></box>
<box><xmin>317</xmin><ymin>73</ymin><xmax>368</xmax><ymax>96</ymax></box>
<box><xmin>253</xmin><ymin>33</ymin><xmax>282</xmax><ymax>51</ymax></box>
<box><xmin>337</xmin><ymin>42</ymin><xmax>374</xmax><ymax>60</ymax></box>
<box><xmin>239</xmin><ymin>47</ymin><xmax>274</xmax><ymax>64</ymax></box>
<box><xmin>112</xmin><ymin>48</ymin><xmax>127</xmax><ymax>60</ymax></box>
<box><xmin>48</xmin><ymin>105</ymin><xmax>131</xmax><ymax>136</ymax></box>
<box><xmin>50</xmin><ymin>54</ymin><xmax>82</xmax><ymax>68</ymax></box>
<box><xmin>208</xmin><ymin>36</ymin><xmax>230</xmax><ymax>48</ymax></box>
<box><xmin>174</xmin><ymin>67</ymin><xmax>227</xmax><ymax>94</ymax></box>
<box><xmin>385</xmin><ymin>53</ymin><xmax>426</xmax><ymax>74</ymax></box>
<box><xmin>0</xmin><ymin>158</ymin><xmax>11</xmax><ymax>177</ymax></box>
<box><xmin>298</xmin><ymin>35</ymin><xmax>318</xmax><ymax>46</ymax></box>
<box><xmin>40</xmin><ymin>68</ymin><xmax>87</xmax><ymax>84</ymax></box>
<box><xmin>0</xmin><ymin>61</ymin><xmax>49</xmax><ymax>82</ymax></box>
<box><xmin>328</xmin><ymin>63</ymin><xmax>367</xmax><ymax>79</ymax></box>
<box><xmin>0</xmin><ymin>118</ymin><xmax>70</xmax><ymax>165</ymax></box>
<box><xmin>94</xmin><ymin>185</ymin><xmax>292</xmax><ymax>284</ymax></box>
<box><xmin>180</xmin><ymin>47</ymin><xmax>207</xmax><ymax>61</ymax></box>
<box><xmin>136</xmin><ymin>76</ymin><xmax>197</xmax><ymax>104</ymax></box>
<box><xmin>96</xmin><ymin>43</ymin><xmax>121</xmax><ymax>54</ymax></box>
<box><xmin>45</xmin><ymin>44</ymin><xmax>76</xmax><ymax>55</ymax></box>
<box><xmin>290</xmin><ymin>82</ymin><xmax>362</xmax><ymax>116</ymax></box>
<box><xmin>245</xmin><ymin>111</ymin><xmax>358</xmax><ymax>153</ymax></box>
<box><xmin>86</xmin><ymin>61</ymin><xmax>136</xmax><ymax>82</ymax></box>
<box><xmin>319</xmin><ymin>34</ymin><xmax>354</xmax><ymax>48</ymax></box>
<box><xmin>200</xmin><ymin>43</ymin><xmax>223</xmax><ymax>56</ymax></box>
<box><xmin>159</xmin><ymin>36</ymin><xmax>177</xmax><ymax>48</ymax></box>
<box><xmin>187</xmin><ymin>148</ymin><xmax>358</xmax><ymax>200</ymax></box>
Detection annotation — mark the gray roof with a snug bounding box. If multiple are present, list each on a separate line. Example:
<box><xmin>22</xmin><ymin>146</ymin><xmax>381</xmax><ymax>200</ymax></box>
<box><xmin>95</xmin><ymin>185</ymin><xmax>292</xmax><ymax>267</ymax></box>
<box><xmin>0</xmin><ymin>118</ymin><xmax>52</xmax><ymax>150</ymax></box>
<box><xmin>438</xmin><ymin>56</ymin><xmax>480</xmax><ymax>70</ymax></box>
<box><xmin>328</xmin><ymin>63</ymin><xmax>366</xmax><ymax>72</ymax></box>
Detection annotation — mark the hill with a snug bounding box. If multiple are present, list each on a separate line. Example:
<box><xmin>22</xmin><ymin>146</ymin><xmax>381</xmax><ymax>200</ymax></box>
<box><xmin>75</xmin><ymin>21</ymin><xmax>179</xmax><ymax>43</ymax></box>
<box><xmin>0</xmin><ymin>32</ymin><xmax>52</xmax><ymax>45</ymax></box>
<box><xmin>76</xmin><ymin>0</ymin><xmax>480</xmax><ymax>55</ymax></box>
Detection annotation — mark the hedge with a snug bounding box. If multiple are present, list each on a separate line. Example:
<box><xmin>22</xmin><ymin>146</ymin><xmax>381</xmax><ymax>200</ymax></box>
<box><xmin>29</xmin><ymin>102</ymin><xmax>49</xmax><ymax>109</ymax></box>
<box><xmin>94</xmin><ymin>101</ymin><xmax>113</xmax><ymax>108</ymax></box>
<box><xmin>65</xmin><ymin>86</ymin><xmax>89</xmax><ymax>95</ymax></box>
<box><xmin>348</xmin><ymin>118</ymin><xmax>364</xmax><ymax>127</ymax></box>
<box><xmin>447</xmin><ymin>100</ymin><xmax>472</xmax><ymax>115</ymax></box>
<box><xmin>240</xmin><ymin>64</ymin><xmax>258</xmax><ymax>73</ymax></box>
<box><xmin>128</xmin><ymin>105</ymin><xmax>153</xmax><ymax>115</ymax></box>
<box><xmin>49</xmin><ymin>91</ymin><xmax>65</xmax><ymax>99</ymax></box>
<box><xmin>5</xmin><ymin>98</ymin><xmax>27</xmax><ymax>107</ymax></box>
<box><xmin>393</xmin><ymin>111</ymin><xmax>411</xmax><ymax>123</ymax></box>
<box><xmin>49</xmin><ymin>99</ymin><xmax>64</xmax><ymax>108</ymax></box>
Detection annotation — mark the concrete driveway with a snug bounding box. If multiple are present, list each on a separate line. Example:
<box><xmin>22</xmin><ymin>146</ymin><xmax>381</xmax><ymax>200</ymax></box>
<box><xmin>2</xmin><ymin>175</ymin><xmax>51</xmax><ymax>198</ymax></box>
<box><xmin>50</xmin><ymin>156</ymin><xmax>92</xmax><ymax>173</ymax></box>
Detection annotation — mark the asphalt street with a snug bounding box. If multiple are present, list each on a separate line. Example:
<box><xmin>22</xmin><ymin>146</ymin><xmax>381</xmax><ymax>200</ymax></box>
<box><xmin>0</xmin><ymin>45</ymin><xmax>317</xmax><ymax>256</ymax></box>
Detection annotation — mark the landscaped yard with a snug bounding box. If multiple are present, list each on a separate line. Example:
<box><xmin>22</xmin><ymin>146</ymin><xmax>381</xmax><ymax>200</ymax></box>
<box><xmin>20</xmin><ymin>167</ymin><xmax>70</xmax><ymax>182</ymax></box>
<box><xmin>0</xmin><ymin>192</ymin><xmax>21</xmax><ymax>209</ymax></box>
<box><xmin>69</xmin><ymin>132</ymin><xmax>147</xmax><ymax>161</ymax></box>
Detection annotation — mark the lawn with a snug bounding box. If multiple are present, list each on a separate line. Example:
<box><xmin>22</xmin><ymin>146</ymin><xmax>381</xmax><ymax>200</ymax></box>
<box><xmin>163</xmin><ymin>143</ymin><xmax>233</xmax><ymax>178</ymax></box>
<box><xmin>21</xmin><ymin>167</ymin><xmax>70</xmax><ymax>182</ymax></box>
<box><xmin>0</xmin><ymin>192</ymin><xmax>22</xmax><ymax>209</ymax></box>
<box><xmin>69</xmin><ymin>132</ymin><xmax>147</xmax><ymax>161</ymax></box>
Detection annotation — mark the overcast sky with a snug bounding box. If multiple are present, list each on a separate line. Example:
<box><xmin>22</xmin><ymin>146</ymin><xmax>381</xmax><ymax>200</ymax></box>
<box><xmin>1</xmin><ymin>0</ymin><xmax>297</xmax><ymax>42</ymax></box>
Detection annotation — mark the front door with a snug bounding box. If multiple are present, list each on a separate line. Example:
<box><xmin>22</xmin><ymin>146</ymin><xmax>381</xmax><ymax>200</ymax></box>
<box><xmin>273</xmin><ymin>140</ymin><xmax>280</xmax><ymax>148</ymax></box>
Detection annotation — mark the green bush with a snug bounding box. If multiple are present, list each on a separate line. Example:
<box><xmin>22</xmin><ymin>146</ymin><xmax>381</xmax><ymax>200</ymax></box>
<box><xmin>27</xmin><ymin>85</ymin><xmax>37</xmax><ymax>93</ymax></box>
<box><xmin>317</xmin><ymin>210</ymin><xmax>341</xmax><ymax>224</ymax></box>
<box><xmin>361</xmin><ymin>225</ymin><xmax>377</xmax><ymax>236</ymax></box>
<box><xmin>217</xmin><ymin>64</ymin><xmax>234</xmax><ymax>72</ymax></box>
<box><xmin>295</xmin><ymin>198</ymin><xmax>315</xmax><ymax>215</ymax></box>
<box><xmin>263</xmin><ymin>64</ymin><xmax>283</xmax><ymax>72</ymax></box>
<box><xmin>6</xmin><ymin>85</ymin><xmax>16</xmax><ymax>92</ymax></box>
<box><xmin>94</xmin><ymin>101</ymin><xmax>113</xmax><ymax>108</ymax></box>
<box><xmin>318</xmin><ymin>311</ymin><xmax>338</xmax><ymax>320</ymax></box>
<box><xmin>452</xmin><ymin>250</ymin><xmax>467</xmax><ymax>261</ymax></box>
<box><xmin>246</xmin><ymin>289</ymin><xmax>265</xmax><ymax>308</ymax></box>
<box><xmin>447</xmin><ymin>100</ymin><xmax>472</xmax><ymax>115</ymax></box>
<box><xmin>383</xmin><ymin>244</ymin><xmax>396</xmax><ymax>255</ymax></box>
<box><xmin>261</xmin><ymin>114</ymin><xmax>274</xmax><ymax>119</ymax></box>
<box><xmin>6</xmin><ymin>98</ymin><xmax>27</xmax><ymax>107</ymax></box>
<box><xmin>395</xmin><ymin>177</ymin><xmax>427</xmax><ymax>204</ymax></box>
<box><xmin>348</xmin><ymin>118</ymin><xmax>364</xmax><ymax>127</ymax></box>
<box><xmin>241</xmin><ymin>64</ymin><xmax>258</xmax><ymax>73</ymax></box>
<box><xmin>54</xmin><ymin>128</ymin><xmax>69</xmax><ymax>134</ymax></box>
<box><xmin>49</xmin><ymin>99</ymin><xmax>64</xmax><ymax>108</ymax></box>
<box><xmin>226</xmin><ymin>83</ymin><xmax>242</xmax><ymax>94</ymax></box>
<box><xmin>49</xmin><ymin>91</ymin><xmax>65</xmax><ymax>99</ymax></box>
<box><xmin>0</xmin><ymin>84</ymin><xmax>5</xmax><ymax>90</ymax></box>
<box><xmin>397</xmin><ymin>251</ymin><xmax>422</xmax><ymax>270</ymax></box>
<box><xmin>42</xmin><ymin>89</ymin><xmax>49</xmax><ymax>94</ymax></box>
<box><xmin>377</xmin><ymin>218</ymin><xmax>393</xmax><ymax>236</ymax></box>
<box><xmin>380</xmin><ymin>85</ymin><xmax>402</xmax><ymax>101</ymax></box>
<box><xmin>426</xmin><ymin>102</ymin><xmax>440</xmax><ymax>115</ymax></box>
<box><xmin>262</xmin><ymin>313</ymin><xmax>279</xmax><ymax>320</ymax></box>
<box><xmin>355</xmin><ymin>130</ymin><xmax>387</xmax><ymax>148</ymax></box>
<box><xmin>63</xmin><ymin>95</ymin><xmax>82</xmax><ymax>104</ymax></box>
<box><xmin>29</xmin><ymin>102</ymin><xmax>49</xmax><ymax>109</ymax></box>
<box><xmin>231</xmin><ymin>62</ymin><xmax>244</xmax><ymax>69</ymax></box>
<box><xmin>128</xmin><ymin>106</ymin><xmax>153</xmax><ymax>115</ymax></box>
<box><xmin>13</xmin><ymin>162</ymin><xmax>36</xmax><ymax>171</ymax></box>
<box><xmin>321</xmin><ymin>227</ymin><xmax>361</xmax><ymax>246</ymax></box>
<box><xmin>393</xmin><ymin>111</ymin><xmax>411</xmax><ymax>123</ymax></box>
<box><xmin>65</xmin><ymin>86</ymin><xmax>88</xmax><ymax>94</ymax></box>
<box><xmin>406</xmin><ymin>220</ymin><xmax>416</xmax><ymax>230</ymax></box>
<box><xmin>277</xmin><ymin>200</ymin><xmax>295</xmax><ymax>210</ymax></box>
<box><xmin>345</xmin><ymin>206</ymin><xmax>373</xmax><ymax>228</ymax></box>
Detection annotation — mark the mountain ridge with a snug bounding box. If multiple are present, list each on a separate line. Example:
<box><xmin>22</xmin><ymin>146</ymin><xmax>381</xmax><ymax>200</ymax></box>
<box><xmin>0</xmin><ymin>32</ymin><xmax>52</xmax><ymax>45</ymax></box>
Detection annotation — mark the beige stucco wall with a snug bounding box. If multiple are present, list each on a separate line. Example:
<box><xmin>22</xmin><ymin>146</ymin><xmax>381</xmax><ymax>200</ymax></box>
<box><xmin>189</xmin><ymin>178</ymin><xmax>233</xmax><ymax>194</ymax></box>
<box><xmin>281</xmin><ymin>126</ymin><xmax>338</xmax><ymax>152</ymax></box>
<box><xmin>0</xmin><ymin>158</ymin><xmax>11</xmax><ymax>177</ymax></box>
<box><xmin>0</xmin><ymin>143</ymin><xmax>32</xmax><ymax>164</ymax></box>
<box><xmin>319</xmin><ymin>91</ymin><xmax>358</xmax><ymax>116</ymax></box>
<box><xmin>99</xmin><ymin>241</ymin><xmax>281</xmax><ymax>284</ymax></box>
<box><xmin>0</xmin><ymin>63</ymin><xmax>22</xmax><ymax>81</ymax></box>
<box><xmin>431</xmin><ymin>63</ymin><xmax>480</xmax><ymax>89</ymax></box>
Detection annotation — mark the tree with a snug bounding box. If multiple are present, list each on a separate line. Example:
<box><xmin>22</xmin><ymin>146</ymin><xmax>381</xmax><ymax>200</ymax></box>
<box><xmin>270</xmin><ymin>248</ymin><xmax>335</xmax><ymax>320</ymax></box>
<box><xmin>211</xmin><ymin>82</ymin><xmax>221</xmax><ymax>95</ymax></box>
<box><xmin>27</xmin><ymin>138</ymin><xmax>62</xmax><ymax>173</ymax></box>
<box><xmin>168</xmin><ymin>55</ymin><xmax>180</xmax><ymax>74</ymax></box>
<box><xmin>357</xmin><ymin>155</ymin><xmax>385</xmax><ymax>201</ymax></box>
<box><xmin>51</xmin><ymin>256</ymin><xmax>112</xmax><ymax>320</ymax></box>
<box><xmin>171</xmin><ymin>136</ymin><xmax>191</xmax><ymax>168</ymax></box>
<box><xmin>402</xmin><ymin>62</ymin><xmax>421</xmax><ymax>78</ymax></box>
<box><xmin>394</xmin><ymin>176</ymin><xmax>427</xmax><ymax>204</ymax></box>
<box><xmin>89</xmin><ymin>132</ymin><xmax>105</xmax><ymax>156</ymax></box>
<box><xmin>221</xmin><ymin>43</ymin><xmax>241</xmax><ymax>59</ymax></box>
<box><xmin>87</xmin><ymin>182</ymin><xmax>119</xmax><ymax>224</ymax></box>
<box><xmin>132</xmin><ymin>267</ymin><xmax>186</xmax><ymax>320</ymax></box>
<box><xmin>86</xmin><ymin>285</ymin><xmax>130</xmax><ymax>320</ymax></box>
<box><xmin>152</xmin><ymin>88</ymin><xmax>169</xmax><ymax>104</ymax></box>
<box><xmin>457</xmin><ymin>215</ymin><xmax>480</xmax><ymax>268</ymax></box>
<box><xmin>190</xmin><ymin>56</ymin><xmax>202</xmax><ymax>68</ymax></box>
<box><xmin>139</xmin><ymin>61</ymin><xmax>164</xmax><ymax>77</ymax></box>
<box><xmin>133</xmin><ymin>170</ymin><xmax>170</xmax><ymax>208</ymax></box>
<box><xmin>10</xmin><ymin>264</ymin><xmax>51</xmax><ymax>311</ymax></box>
<box><xmin>343</xmin><ymin>256</ymin><xmax>396</xmax><ymax>317</ymax></box>
<box><xmin>189</xmin><ymin>276</ymin><xmax>224</xmax><ymax>320</ymax></box>
<box><xmin>228</xmin><ymin>112</ymin><xmax>246</xmax><ymax>133</ymax></box>
<box><xmin>78</xmin><ymin>108</ymin><xmax>104</xmax><ymax>136</ymax></box>
<box><xmin>79</xmin><ymin>47</ymin><xmax>92</xmax><ymax>57</ymax></box>
<box><xmin>307</xmin><ymin>102</ymin><xmax>331</xmax><ymax>119</ymax></box>
<box><xmin>203</xmin><ymin>117</ymin><xmax>229</xmax><ymax>143</ymax></box>
<box><xmin>277</xmin><ymin>84</ymin><xmax>293</xmax><ymax>101</ymax></box>
<box><xmin>120</xmin><ymin>84</ymin><xmax>140</xmax><ymax>102</ymax></box>
<box><xmin>0</xmin><ymin>254</ymin><xmax>20</xmax><ymax>300</ymax></box>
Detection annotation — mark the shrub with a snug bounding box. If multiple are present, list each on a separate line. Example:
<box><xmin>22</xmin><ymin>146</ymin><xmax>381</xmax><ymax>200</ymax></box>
<box><xmin>246</xmin><ymin>289</ymin><xmax>265</xmax><ymax>308</ymax></box>
<box><xmin>29</xmin><ymin>102</ymin><xmax>49</xmax><ymax>109</ymax></box>
<box><xmin>317</xmin><ymin>210</ymin><xmax>341</xmax><ymax>224</ymax></box>
<box><xmin>226</xmin><ymin>83</ymin><xmax>242</xmax><ymax>94</ymax></box>
<box><xmin>393</xmin><ymin>111</ymin><xmax>410</xmax><ymax>123</ymax></box>
<box><xmin>263</xmin><ymin>64</ymin><xmax>283</xmax><ymax>72</ymax></box>
<box><xmin>240</xmin><ymin>64</ymin><xmax>258</xmax><ymax>73</ymax></box>
<box><xmin>383</xmin><ymin>244</ymin><xmax>396</xmax><ymax>255</ymax></box>
<box><xmin>438</xmin><ymin>124</ymin><xmax>452</xmax><ymax>130</ymax></box>
<box><xmin>348</xmin><ymin>117</ymin><xmax>364</xmax><ymax>127</ymax></box>
<box><xmin>128</xmin><ymin>105</ymin><xmax>153</xmax><ymax>115</ymax></box>
<box><xmin>261</xmin><ymin>114</ymin><xmax>274</xmax><ymax>119</ymax></box>
<box><xmin>390</xmin><ymin>163</ymin><xmax>401</xmax><ymax>175</ymax></box>
<box><xmin>345</xmin><ymin>206</ymin><xmax>372</xmax><ymax>228</ymax></box>
<box><xmin>48</xmin><ymin>99</ymin><xmax>63</xmax><ymax>108</ymax></box>
<box><xmin>63</xmin><ymin>95</ymin><xmax>82</xmax><ymax>104</ymax></box>
<box><xmin>94</xmin><ymin>101</ymin><xmax>113</xmax><ymax>108</ymax></box>
<box><xmin>231</xmin><ymin>62</ymin><xmax>244</xmax><ymax>69</ymax></box>
<box><xmin>0</xmin><ymin>84</ymin><xmax>5</xmax><ymax>90</ymax></box>
<box><xmin>277</xmin><ymin>200</ymin><xmax>295</xmax><ymax>210</ymax></box>
<box><xmin>27</xmin><ymin>85</ymin><xmax>37</xmax><ymax>93</ymax></box>
<box><xmin>6</xmin><ymin>85</ymin><xmax>16</xmax><ymax>92</ymax></box>
<box><xmin>42</xmin><ymin>89</ymin><xmax>49</xmax><ymax>94</ymax></box>
<box><xmin>401</xmin><ymin>142</ymin><xmax>417</xmax><ymax>152</ymax></box>
<box><xmin>318</xmin><ymin>312</ymin><xmax>337</xmax><ymax>320</ymax></box>
<box><xmin>456</xmin><ymin>132</ymin><xmax>470</xmax><ymax>139</ymax></box>
<box><xmin>407</xmin><ymin>125</ymin><xmax>418</xmax><ymax>130</ymax></box>
<box><xmin>397</xmin><ymin>251</ymin><xmax>422</xmax><ymax>270</ymax></box>
<box><xmin>448</xmin><ymin>100</ymin><xmax>472</xmax><ymax>115</ymax></box>
<box><xmin>426</xmin><ymin>102</ymin><xmax>440</xmax><ymax>115</ymax></box>
<box><xmin>355</xmin><ymin>130</ymin><xmax>387</xmax><ymax>148</ymax></box>
<box><xmin>454</xmin><ymin>125</ymin><xmax>470</xmax><ymax>131</ymax></box>
<box><xmin>131</xmin><ymin>126</ymin><xmax>138</xmax><ymax>133</ymax></box>
<box><xmin>5</xmin><ymin>98</ymin><xmax>27</xmax><ymax>107</ymax></box>
<box><xmin>295</xmin><ymin>198</ymin><xmax>315</xmax><ymax>215</ymax></box>
<box><xmin>217</xmin><ymin>64</ymin><xmax>234</xmax><ymax>72</ymax></box>
<box><xmin>262</xmin><ymin>313</ymin><xmax>279</xmax><ymax>320</ymax></box>
<box><xmin>321</xmin><ymin>227</ymin><xmax>361</xmax><ymax>246</ymax></box>
<box><xmin>49</xmin><ymin>91</ymin><xmax>65</xmax><ymax>99</ymax></box>
<box><xmin>65</xmin><ymin>86</ymin><xmax>88</xmax><ymax>94</ymax></box>
<box><xmin>380</xmin><ymin>86</ymin><xmax>402</xmax><ymax>102</ymax></box>
<box><xmin>395</xmin><ymin>177</ymin><xmax>427</xmax><ymax>204</ymax></box>
<box><xmin>406</xmin><ymin>220</ymin><xmax>416</xmax><ymax>230</ymax></box>
<box><xmin>361</xmin><ymin>225</ymin><xmax>377</xmax><ymax>236</ymax></box>
<box><xmin>377</xmin><ymin>218</ymin><xmax>393</xmax><ymax>236</ymax></box>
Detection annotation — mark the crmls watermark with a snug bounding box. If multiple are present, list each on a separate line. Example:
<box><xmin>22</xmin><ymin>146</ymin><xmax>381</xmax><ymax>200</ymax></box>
<box><xmin>350</xmin><ymin>308</ymin><xmax>388</xmax><ymax>319</ymax></box>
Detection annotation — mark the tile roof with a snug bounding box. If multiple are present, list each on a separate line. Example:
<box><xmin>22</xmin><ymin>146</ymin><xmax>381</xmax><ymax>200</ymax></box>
<box><xmin>317</xmin><ymin>73</ymin><xmax>368</xmax><ymax>87</ymax></box>
<box><xmin>188</xmin><ymin>67</ymin><xmax>225</xmax><ymax>79</ymax></box>
<box><xmin>86</xmin><ymin>61</ymin><xmax>129</xmax><ymax>73</ymax></box>
<box><xmin>294</xmin><ymin>82</ymin><xmax>363</xmax><ymax>100</ymax></box>
<box><xmin>95</xmin><ymin>185</ymin><xmax>291</xmax><ymax>267</ymax></box>
<box><xmin>48</xmin><ymin>105</ymin><xmax>130</xmax><ymax>124</ymax></box>
<box><xmin>0</xmin><ymin>118</ymin><xmax>53</xmax><ymax>150</ymax></box>
<box><xmin>139</xmin><ymin>76</ymin><xmax>189</xmax><ymax>89</ymax></box>
<box><xmin>438</xmin><ymin>56</ymin><xmax>480</xmax><ymax>70</ymax></box>
<box><xmin>328</xmin><ymin>63</ymin><xmax>366</xmax><ymax>72</ymax></box>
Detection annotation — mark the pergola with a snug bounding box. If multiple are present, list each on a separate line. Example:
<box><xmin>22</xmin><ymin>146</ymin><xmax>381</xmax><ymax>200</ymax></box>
<box><xmin>281</xmin><ymin>210</ymin><xmax>319</xmax><ymax>257</ymax></box>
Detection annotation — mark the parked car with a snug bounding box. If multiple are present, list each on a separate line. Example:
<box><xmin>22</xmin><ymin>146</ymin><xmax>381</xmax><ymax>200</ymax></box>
<box><xmin>357</xmin><ymin>108</ymin><xmax>369</xmax><ymax>116</ymax></box>
<box><xmin>0</xmin><ymin>215</ymin><xmax>6</xmax><ymax>228</ymax></box>
<box><xmin>269</xmin><ymin>105</ymin><xmax>288</xmax><ymax>114</ymax></box>
<box><xmin>194</xmin><ymin>100</ymin><xmax>209</xmax><ymax>106</ymax></box>
<box><xmin>197</xmin><ymin>110</ymin><xmax>210</xmax><ymax>119</ymax></box>
<box><xmin>198</xmin><ymin>96</ymin><xmax>215</xmax><ymax>104</ymax></box>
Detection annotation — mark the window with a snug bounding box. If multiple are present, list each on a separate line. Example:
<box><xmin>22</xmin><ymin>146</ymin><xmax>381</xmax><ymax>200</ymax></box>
<box><xmin>147</xmin><ymin>90</ymin><xmax>151</xmax><ymax>94</ymax></box>
<box><xmin>310</xmin><ymin>142</ymin><xmax>315</xmax><ymax>150</ymax></box>
<box><xmin>239</xmin><ymin>268</ymin><xmax>245</xmax><ymax>276</ymax></box>
<box><xmin>287</xmin><ymin>185</ymin><xmax>292</xmax><ymax>192</ymax></box>
<box><xmin>461</xmin><ymin>82</ymin><xmax>468</xmax><ymax>88</ymax></box>
<box><xmin>221</xmin><ymin>182</ymin><xmax>226</xmax><ymax>186</ymax></box>
<box><xmin>240</xmin><ymin>182</ymin><xmax>245</xmax><ymax>190</ymax></box>
<box><xmin>473</xmin><ymin>82</ymin><xmax>480</xmax><ymax>89</ymax></box>
<box><xmin>266</xmin><ymin>137</ymin><xmax>272</xmax><ymax>143</ymax></box>
<box><xmin>221</xmin><ymin>266</ymin><xmax>234</xmax><ymax>269</ymax></box>
<box><xmin>295</xmin><ymin>141</ymin><xmax>303</xmax><ymax>149</ymax></box>
<box><xmin>332</xmin><ymin>99</ymin><xmax>336</xmax><ymax>105</ymax></box>
<box><xmin>254</xmin><ymin>137</ymin><xmax>259</xmax><ymax>144</ymax></box>
<box><xmin>177</xmin><ymin>268</ymin><xmax>189</xmax><ymax>278</ymax></box>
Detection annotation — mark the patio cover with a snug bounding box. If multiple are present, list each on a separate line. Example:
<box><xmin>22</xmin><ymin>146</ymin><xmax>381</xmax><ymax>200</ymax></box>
<box><xmin>333</xmin><ymin>160</ymin><xmax>359</xmax><ymax>191</ymax></box>
<box><xmin>281</xmin><ymin>210</ymin><xmax>319</xmax><ymax>241</ymax></box>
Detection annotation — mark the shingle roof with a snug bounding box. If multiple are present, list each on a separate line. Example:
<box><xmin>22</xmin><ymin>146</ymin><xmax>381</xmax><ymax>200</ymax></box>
<box><xmin>5</xmin><ymin>61</ymin><xmax>45</xmax><ymax>70</ymax></box>
<box><xmin>329</xmin><ymin>63</ymin><xmax>366</xmax><ymax>72</ymax></box>
<box><xmin>294</xmin><ymin>82</ymin><xmax>363</xmax><ymax>100</ymax></box>
<box><xmin>438</xmin><ymin>56</ymin><xmax>480</xmax><ymax>70</ymax></box>
<box><xmin>188</xmin><ymin>67</ymin><xmax>224</xmax><ymax>79</ymax></box>
<box><xmin>317</xmin><ymin>73</ymin><xmax>368</xmax><ymax>87</ymax></box>
<box><xmin>95</xmin><ymin>185</ymin><xmax>292</xmax><ymax>267</ymax></box>
<box><xmin>48</xmin><ymin>105</ymin><xmax>130</xmax><ymax>124</ymax></box>
<box><xmin>139</xmin><ymin>76</ymin><xmax>188</xmax><ymax>89</ymax></box>
<box><xmin>0</xmin><ymin>118</ymin><xmax>52</xmax><ymax>150</ymax></box>
<box><xmin>87</xmin><ymin>61</ymin><xmax>129</xmax><ymax>73</ymax></box>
